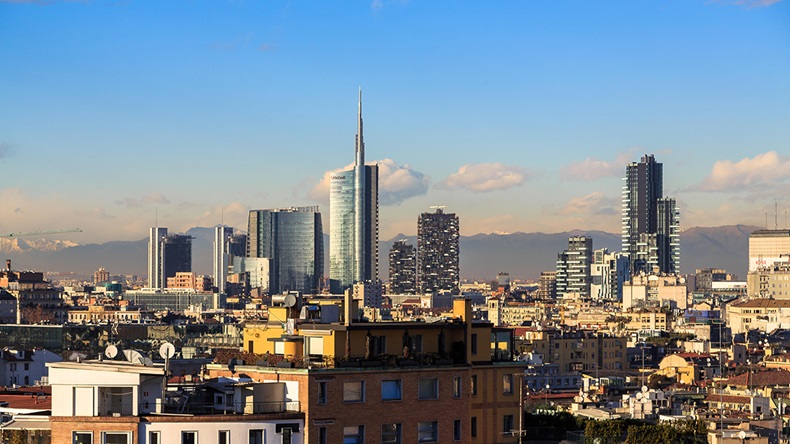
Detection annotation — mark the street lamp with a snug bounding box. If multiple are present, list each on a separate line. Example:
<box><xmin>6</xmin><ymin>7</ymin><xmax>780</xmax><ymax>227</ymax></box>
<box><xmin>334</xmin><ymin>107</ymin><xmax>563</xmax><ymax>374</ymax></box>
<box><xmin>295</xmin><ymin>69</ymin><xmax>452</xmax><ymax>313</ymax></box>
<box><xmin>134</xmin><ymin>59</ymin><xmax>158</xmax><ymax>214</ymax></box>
<box><xmin>545</xmin><ymin>383</ymin><xmax>550</xmax><ymax>406</ymax></box>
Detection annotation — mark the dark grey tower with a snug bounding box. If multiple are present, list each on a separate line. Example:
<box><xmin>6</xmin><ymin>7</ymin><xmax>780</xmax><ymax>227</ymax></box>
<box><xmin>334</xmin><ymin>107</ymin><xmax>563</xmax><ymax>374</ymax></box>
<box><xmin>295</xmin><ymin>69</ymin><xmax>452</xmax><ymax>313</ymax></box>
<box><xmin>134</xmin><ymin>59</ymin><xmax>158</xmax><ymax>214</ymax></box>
<box><xmin>389</xmin><ymin>240</ymin><xmax>416</xmax><ymax>294</ymax></box>
<box><xmin>417</xmin><ymin>208</ymin><xmax>460</xmax><ymax>294</ymax></box>
<box><xmin>622</xmin><ymin>154</ymin><xmax>679</xmax><ymax>275</ymax></box>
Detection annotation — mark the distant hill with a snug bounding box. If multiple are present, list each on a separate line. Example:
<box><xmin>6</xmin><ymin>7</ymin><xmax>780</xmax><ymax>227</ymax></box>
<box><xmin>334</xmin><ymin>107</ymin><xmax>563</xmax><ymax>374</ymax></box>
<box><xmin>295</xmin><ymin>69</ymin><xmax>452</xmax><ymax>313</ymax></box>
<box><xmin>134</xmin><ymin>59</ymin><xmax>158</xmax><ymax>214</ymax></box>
<box><xmin>0</xmin><ymin>225</ymin><xmax>760</xmax><ymax>282</ymax></box>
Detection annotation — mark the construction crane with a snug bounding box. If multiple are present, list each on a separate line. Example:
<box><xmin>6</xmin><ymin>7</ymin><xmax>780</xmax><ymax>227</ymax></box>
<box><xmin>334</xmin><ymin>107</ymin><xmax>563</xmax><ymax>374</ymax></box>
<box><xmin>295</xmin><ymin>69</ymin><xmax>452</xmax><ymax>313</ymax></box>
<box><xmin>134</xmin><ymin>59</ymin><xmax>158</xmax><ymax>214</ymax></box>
<box><xmin>0</xmin><ymin>228</ymin><xmax>82</xmax><ymax>238</ymax></box>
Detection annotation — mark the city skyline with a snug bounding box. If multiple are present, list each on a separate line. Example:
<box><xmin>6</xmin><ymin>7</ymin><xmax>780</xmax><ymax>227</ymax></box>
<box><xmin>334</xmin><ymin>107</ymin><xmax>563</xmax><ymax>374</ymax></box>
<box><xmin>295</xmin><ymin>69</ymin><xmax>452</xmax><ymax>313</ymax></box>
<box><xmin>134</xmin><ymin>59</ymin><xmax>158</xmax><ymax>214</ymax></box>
<box><xmin>1</xmin><ymin>1</ymin><xmax>789</xmax><ymax>245</ymax></box>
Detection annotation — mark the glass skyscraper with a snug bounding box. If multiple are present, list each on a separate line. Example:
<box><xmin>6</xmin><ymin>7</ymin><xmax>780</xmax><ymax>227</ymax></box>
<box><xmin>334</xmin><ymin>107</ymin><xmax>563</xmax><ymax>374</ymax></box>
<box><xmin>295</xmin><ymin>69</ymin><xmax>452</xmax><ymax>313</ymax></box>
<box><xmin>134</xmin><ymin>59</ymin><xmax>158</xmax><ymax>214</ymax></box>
<box><xmin>247</xmin><ymin>206</ymin><xmax>323</xmax><ymax>295</ymax></box>
<box><xmin>329</xmin><ymin>90</ymin><xmax>379</xmax><ymax>293</ymax></box>
<box><xmin>621</xmin><ymin>154</ymin><xmax>680</xmax><ymax>275</ymax></box>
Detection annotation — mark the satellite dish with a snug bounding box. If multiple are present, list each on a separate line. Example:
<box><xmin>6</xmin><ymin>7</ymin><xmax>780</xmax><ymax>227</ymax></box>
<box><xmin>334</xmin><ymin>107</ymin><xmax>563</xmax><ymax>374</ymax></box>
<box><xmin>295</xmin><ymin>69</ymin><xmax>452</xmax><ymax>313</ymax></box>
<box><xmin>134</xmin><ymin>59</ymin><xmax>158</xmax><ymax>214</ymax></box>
<box><xmin>159</xmin><ymin>342</ymin><xmax>175</xmax><ymax>360</ymax></box>
<box><xmin>738</xmin><ymin>431</ymin><xmax>747</xmax><ymax>440</ymax></box>
<box><xmin>636</xmin><ymin>392</ymin><xmax>643</xmax><ymax>400</ymax></box>
<box><xmin>123</xmin><ymin>349</ymin><xmax>146</xmax><ymax>365</ymax></box>
<box><xmin>105</xmin><ymin>345</ymin><xmax>118</xmax><ymax>359</ymax></box>
<box><xmin>68</xmin><ymin>352</ymin><xmax>86</xmax><ymax>362</ymax></box>
<box><xmin>142</xmin><ymin>357</ymin><xmax>154</xmax><ymax>367</ymax></box>
<box><xmin>641</xmin><ymin>385</ymin><xmax>648</xmax><ymax>393</ymax></box>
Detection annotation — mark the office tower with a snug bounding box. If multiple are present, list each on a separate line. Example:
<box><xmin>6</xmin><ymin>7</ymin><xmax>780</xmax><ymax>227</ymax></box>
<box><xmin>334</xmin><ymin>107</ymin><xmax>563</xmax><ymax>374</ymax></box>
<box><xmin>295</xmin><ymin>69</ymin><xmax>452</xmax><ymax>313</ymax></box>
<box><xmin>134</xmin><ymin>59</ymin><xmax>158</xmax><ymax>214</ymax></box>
<box><xmin>555</xmin><ymin>236</ymin><xmax>592</xmax><ymax>299</ymax></box>
<box><xmin>329</xmin><ymin>90</ymin><xmax>379</xmax><ymax>293</ymax></box>
<box><xmin>621</xmin><ymin>154</ymin><xmax>680</xmax><ymax>275</ymax></box>
<box><xmin>748</xmin><ymin>229</ymin><xmax>790</xmax><ymax>272</ymax></box>
<box><xmin>229</xmin><ymin>234</ymin><xmax>247</xmax><ymax>258</ymax></box>
<box><xmin>389</xmin><ymin>240</ymin><xmax>416</xmax><ymax>294</ymax></box>
<box><xmin>213</xmin><ymin>226</ymin><xmax>234</xmax><ymax>294</ymax></box>
<box><xmin>148</xmin><ymin>227</ymin><xmax>167</xmax><ymax>289</ymax></box>
<box><xmin>590</xmin><ymin>249</ymin><xmax>630</xmax><ymax>302</ymax></box>
<box><xmin>248</xmin><ymin>206</ymin><xmax>324</xmax><ymax>294</ymax></box>
<box><xmin>417</xmin><ymin>208</ymin><xmax>460</xmax><ymax>294</ymax></box>
<box><xmin>163</xmin><ymin>234</ymin><xmax>192</xmax><ymax>283</ymax></box>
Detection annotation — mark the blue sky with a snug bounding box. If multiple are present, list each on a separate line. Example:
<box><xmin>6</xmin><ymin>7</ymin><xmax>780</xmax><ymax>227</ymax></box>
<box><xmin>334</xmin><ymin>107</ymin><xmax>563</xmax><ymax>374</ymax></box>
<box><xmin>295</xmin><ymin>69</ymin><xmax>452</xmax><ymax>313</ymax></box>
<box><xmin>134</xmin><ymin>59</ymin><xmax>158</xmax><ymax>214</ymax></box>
<box><xmin>1</xmin><ymin>0</ymin><xmax>789</xmax><ymax>243</ymax></box>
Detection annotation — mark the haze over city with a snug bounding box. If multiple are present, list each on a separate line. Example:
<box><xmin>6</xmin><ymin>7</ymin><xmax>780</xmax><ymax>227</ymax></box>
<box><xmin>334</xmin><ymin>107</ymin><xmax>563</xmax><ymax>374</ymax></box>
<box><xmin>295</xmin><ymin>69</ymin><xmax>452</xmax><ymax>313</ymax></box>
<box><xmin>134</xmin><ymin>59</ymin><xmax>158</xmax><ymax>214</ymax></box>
<box><xmin>1</xmin><ymin>0</ymin><xmax>789</xmax><ymax>244</ymax></box>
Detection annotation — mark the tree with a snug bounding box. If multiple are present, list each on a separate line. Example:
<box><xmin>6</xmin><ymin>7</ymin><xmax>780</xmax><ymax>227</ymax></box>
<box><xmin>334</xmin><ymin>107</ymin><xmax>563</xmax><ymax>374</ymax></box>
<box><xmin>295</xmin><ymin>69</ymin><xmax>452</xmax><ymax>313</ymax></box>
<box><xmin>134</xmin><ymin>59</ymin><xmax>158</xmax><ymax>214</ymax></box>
<box><xmin>585</xmin><ymin>420</ymin><xmax>623</xmax><ymax>444</ymax></box>
<box><xmin>20</xmin><ymin>304</ymin><xmax>55</xmax><ymax>324</ymax></box>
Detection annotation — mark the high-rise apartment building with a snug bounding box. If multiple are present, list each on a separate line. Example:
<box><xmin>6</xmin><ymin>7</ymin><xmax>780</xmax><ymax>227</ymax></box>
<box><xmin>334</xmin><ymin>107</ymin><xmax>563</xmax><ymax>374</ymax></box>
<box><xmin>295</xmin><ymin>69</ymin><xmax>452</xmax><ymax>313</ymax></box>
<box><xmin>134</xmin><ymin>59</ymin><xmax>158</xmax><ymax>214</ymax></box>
<box><xmin>748</xmin><ymin>229</ymin><xmax>790</xmax><ymax>272</ymax></box>
<box><xmin>389</xmin><ymin>240</ymin><xmax>416</xmax><ymax>294</ymax></box>
<box><xmin>163</xmin><ymin>234</ymin><xmax>192</xmax><ymax>283</ymax></box>
<box><xmin>213</xmin><ymin>226</ymin><xmax>234</xmax><ymax>294</ymax></box>
<box><xmin>329</xmin><ymin>90</ymin><xmax>379</xmax><ymax>293</ymax></box>
<box><xmin>537</xmin><ymin>271</ymin><xmax>557</xmax><ymax>300</ymax></box>
<box><xmin>417</xmin><ymin>208</ymin><xmax>460</xmax><ymax>294</ymax></box>
<box><xmin>93</xmin><ymin>267</ymin><xmax>110</xmax><ymax>285</ymax></box>
<box><xmin>556</xmin><ymin>236</ymin><xmax>592</xmax><ymax>299</ymax></box>
<box><xmin>247</xmin><ymin>206</ymin><xmax>324</xmax><ymax>294</ymax></box>
<box><xmin>621</xmin><ymin>155</ymin><xmax>680</xmax><ymax>275</ymax></box>
<box><xmin>147</xmin><ymin>227</ymin><xmax>167</xmax><ymax>289</ymax></box>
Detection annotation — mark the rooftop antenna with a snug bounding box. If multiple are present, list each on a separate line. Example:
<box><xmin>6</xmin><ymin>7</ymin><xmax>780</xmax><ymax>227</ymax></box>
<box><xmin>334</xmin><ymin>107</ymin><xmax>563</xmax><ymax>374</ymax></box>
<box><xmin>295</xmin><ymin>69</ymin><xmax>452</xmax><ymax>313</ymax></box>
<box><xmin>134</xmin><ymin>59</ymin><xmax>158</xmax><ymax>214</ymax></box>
<box><xmin>776</xmin><ymin>201</ymin><xmax>779</xmax><ymax>230</ymax></box>
<box><xmin>221</xmin><ymin>206</ymin><xmax>224</xmax><ymax>226</ymax></box>
<box><xmin>155</xmin><ymin>207</ymin><xmax>158</xmax><ymax>227</ymax></box>
<box><xmin>766</xmin><ymin>212</ymin><xmax>769</xmax><ymax>229</ymax></box>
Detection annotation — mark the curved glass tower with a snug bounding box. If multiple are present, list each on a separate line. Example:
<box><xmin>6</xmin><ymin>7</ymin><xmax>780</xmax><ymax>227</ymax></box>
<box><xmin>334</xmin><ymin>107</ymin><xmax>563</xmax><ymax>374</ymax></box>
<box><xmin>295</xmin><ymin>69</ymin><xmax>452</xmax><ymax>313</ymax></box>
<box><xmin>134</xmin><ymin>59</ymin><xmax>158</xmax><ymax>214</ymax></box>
<box><xmin>329</xmin><ymin>90</ymin><xmax>379</xmax><ymax>293</ymax></box>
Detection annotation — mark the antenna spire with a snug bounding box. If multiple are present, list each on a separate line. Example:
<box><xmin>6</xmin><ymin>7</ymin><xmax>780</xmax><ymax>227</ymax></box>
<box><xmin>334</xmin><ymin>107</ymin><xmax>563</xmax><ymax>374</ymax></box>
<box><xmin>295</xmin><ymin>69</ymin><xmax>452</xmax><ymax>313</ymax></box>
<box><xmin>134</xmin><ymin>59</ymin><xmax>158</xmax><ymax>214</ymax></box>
<box><xmin>355</xmin><ymin>87</ymin><xmax>364</xmax><ymax>167</ymax></box>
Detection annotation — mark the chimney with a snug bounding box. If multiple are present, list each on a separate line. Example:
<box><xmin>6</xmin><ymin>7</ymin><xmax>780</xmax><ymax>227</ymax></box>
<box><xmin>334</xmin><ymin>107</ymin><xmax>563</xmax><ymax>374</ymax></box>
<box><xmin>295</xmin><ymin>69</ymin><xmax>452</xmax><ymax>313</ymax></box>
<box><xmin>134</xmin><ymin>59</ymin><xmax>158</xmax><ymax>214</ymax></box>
<box><xmin>5</xmin><ymin>260</ymin><xmax>10</xmax><ymax>272</ymax></box>
<box><xmin>344</xmin><ymin>288</ymin><xmax>353</xmax><ymax>326</ymax></box>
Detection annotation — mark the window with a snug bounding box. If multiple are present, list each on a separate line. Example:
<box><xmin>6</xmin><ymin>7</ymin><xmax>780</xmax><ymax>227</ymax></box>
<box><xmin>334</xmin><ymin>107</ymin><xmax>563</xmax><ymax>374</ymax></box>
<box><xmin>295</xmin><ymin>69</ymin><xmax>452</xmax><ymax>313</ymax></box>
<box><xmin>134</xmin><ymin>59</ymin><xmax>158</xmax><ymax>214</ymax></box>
<box><xmin>471</xmin><ymin>375</ymin><xmax>478</xmax><ymax>395</ymax></box>
<box><xmin>218</xmin><ymin>431</ymin><xmax>230</xmax><ymax>444</ymax></box>
<box><xmin>343</xmin><ymin>425</ymin><xmax>364</xmax><ymax>444</ymax></box>
<box><xmin>471</xmin><ymin>417</ymin><xmax>478</xmax><ymax>438</ymax></box>
<box><xmin>24</xmin><ymin>363</ymin><xmax>29</xmax><ymax>371</ymax></box>
<box><xmin>453</xmin><ymin>376</ymin><xmax>462</xmax><ymax>398</ymax></box>
<box><xmin>307</xmin><ymin>336</ymin><xmax>324</xmax><ymax>356</ymax></box>
<box><xmin>148</xmin><ymin>432</ymin><xmax>160</xmax><ymax>444</ymax></box>
<box><xmin>73</xmin><ymin>432</ymin><xmax>92</xmax><ymax>444</ymax></box>
<box><xmin>102</xmin><ymin>432</ymin><xmax>131</xmax><ymax>444</ymax></box>
<box><xmin>418</xmin><ymin>421</ymin><xmax>438</xmax><ymax>442</ymax></box>
<box><xmin>503</xmin><ymin>374</ymin><xmax>513</xmax><ymax>394</ymax></box>
<box><xmin>413</xmin><ymin>334</ymin><xmax>423</xmax><ymax>353</ymax></box>
<box><xmin>453</xmin><ymin>420</ymin><xmax>462</xmax><ymax>441</ymax></box>
<box><xmin>249</xmin><ymin>429</ymin><xmax>264</xmax><ymax>444</ymax></box>
<box><xmin>471</xmin><ymin>334</ymin><xmax>478</xmax><ymax>354</ymax></box>
<box><xmin>181</xmin><ymin>431</ymin><xmax>197</xmax><ymax>444</ymax></box>
<box><xmin>382</xmin><ymin>380</ymin><xmax>402</xmax><ymax>401</ymax></box>
<box><xmin>343</xmin><ymin>381</ymin><xmax>365</xmax><ymax>403</ymax></box>
<box><xmin>381</xmin><ymin>423</ymin><xmax>402</xmax><ymax>444</ymax></box>
<box><xmin>504</xmin><ymin>414</ymin><xmax>514</xmax><ymax>433</ymax></box>
<box><xmin>318</xmin><ymin>427</ymin><xmax>327</xmax><ymax>444</ymax></box>
<box><xmin>418</xmin><ymin>378</ymin><xmax>438</xmax><ymax>400</ymax></box>
<box><xmin>318</xmin><ymin>381</ymin><xmax>327</xmax><ymax>405</ymax></box>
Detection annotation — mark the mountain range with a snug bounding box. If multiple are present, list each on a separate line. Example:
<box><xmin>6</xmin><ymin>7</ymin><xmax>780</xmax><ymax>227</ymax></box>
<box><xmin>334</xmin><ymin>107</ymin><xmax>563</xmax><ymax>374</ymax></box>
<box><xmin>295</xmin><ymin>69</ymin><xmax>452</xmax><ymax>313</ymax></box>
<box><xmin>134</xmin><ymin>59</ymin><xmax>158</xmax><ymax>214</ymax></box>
<box><xmin>0</xmin><ymin>225</ymin><xmax>760</xmax><ymax>282</ymax></box>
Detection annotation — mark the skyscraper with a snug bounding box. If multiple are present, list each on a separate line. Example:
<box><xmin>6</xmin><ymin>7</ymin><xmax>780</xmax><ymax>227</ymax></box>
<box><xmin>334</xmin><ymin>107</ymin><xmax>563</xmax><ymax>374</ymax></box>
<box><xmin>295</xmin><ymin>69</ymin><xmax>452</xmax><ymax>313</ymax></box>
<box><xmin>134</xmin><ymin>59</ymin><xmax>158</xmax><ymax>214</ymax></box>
<box><xmin>213</xmin><ymin>226</ymin><xmax>234</xmax><ymax>294</ymax></box>
<box><xmin>248</xmin><ymin>206</ymin><xmax>324</xmax><ymax>294</ymax></box>
<box><xmin>147</xmin><ymin>227</ymin><xmax>167</xmax><ymax>289</ymax></box>
<box><xmin>329</xmin><ymin>90</ymin><xmax>379</xmax><ymax>293</ymax></box>
<box><xmin>389</xmin><ymin>240</ymin><xmax>416</xmax><ymax>294</ymax></box>
<box><xmin>417</xmin><ymin>208</ymin><xmax>460</xmax><ymax>294</ymax></box>
<box><xmin>621</xmin><ymin>154</ymin><xmax>680</xmax><ymax>275</ymax></box>
<box><xmin>555</xmin><ymin>236</ymin><xmax>592</xmax><ymax>298</ymax></box>
<box><xmin>163</xmin><ymin>234</ymin><xmax>192</xmax><ymax>282</ymax></box>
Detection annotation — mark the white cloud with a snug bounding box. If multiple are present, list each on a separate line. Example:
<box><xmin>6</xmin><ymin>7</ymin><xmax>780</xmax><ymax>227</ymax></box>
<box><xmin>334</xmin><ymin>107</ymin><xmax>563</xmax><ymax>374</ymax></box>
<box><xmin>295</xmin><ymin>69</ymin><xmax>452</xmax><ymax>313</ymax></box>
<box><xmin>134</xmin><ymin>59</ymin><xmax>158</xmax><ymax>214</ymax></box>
<box><xmin>691</xmin><ymin>151</ymin><xmax>790</xmax><ymax>193</ymax></box>
<box><xmin>114</xmin><ymin>193</ymin><xmax>171</xmax><ymax>208</ymax></box>
<box><xmin>438</xmin><ymin>163</ymin><xmax>529</xmax><ymax>193</ymax></box>
<box><xmin>560</xmin><ymin>151</ymin><xmax>636</xmax><ymax>181</ymax></box>
<box><xmin>713</xmin><ymin>0</ymin><xmax>783</xmax><ymax>8</ymax></box>
<box><xmin>556</xmin><ymin>192</ymin><xmax>618</xmax><ymax>216</ymax></box>
<box><xmin>310</xmin><ymin>159</ymin><xmax>429</xmax><ymax>206</ymax></box>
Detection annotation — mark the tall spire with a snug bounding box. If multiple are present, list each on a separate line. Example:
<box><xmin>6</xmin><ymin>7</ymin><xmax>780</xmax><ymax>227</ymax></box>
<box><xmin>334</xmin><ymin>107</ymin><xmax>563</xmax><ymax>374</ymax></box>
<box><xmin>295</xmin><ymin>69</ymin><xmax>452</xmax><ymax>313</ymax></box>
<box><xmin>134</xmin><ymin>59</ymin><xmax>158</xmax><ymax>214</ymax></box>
<box><xmin>355</xmin><ymin>87</ymin><xmax>364</xmax><ymax>167</ymax></box>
